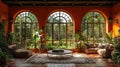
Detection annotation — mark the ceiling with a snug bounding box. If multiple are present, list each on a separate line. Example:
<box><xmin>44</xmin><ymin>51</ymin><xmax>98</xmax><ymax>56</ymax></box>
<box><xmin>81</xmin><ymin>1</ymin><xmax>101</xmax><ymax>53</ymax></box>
<box><xmin>2</xmin><ymin>0</ymin><xmax>120</xmax><ymax>7</ymax></box>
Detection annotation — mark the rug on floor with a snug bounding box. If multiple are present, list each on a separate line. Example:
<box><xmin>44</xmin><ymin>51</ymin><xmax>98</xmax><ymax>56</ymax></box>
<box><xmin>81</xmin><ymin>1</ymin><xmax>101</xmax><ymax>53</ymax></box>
<box><xmin>25</xmin><ymin>54</ymin><xmax>95</xmax><ymax>64</ymax></box>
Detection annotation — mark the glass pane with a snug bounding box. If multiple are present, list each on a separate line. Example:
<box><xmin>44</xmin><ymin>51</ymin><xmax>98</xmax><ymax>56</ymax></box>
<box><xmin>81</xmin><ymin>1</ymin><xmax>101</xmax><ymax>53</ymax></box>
<box><xmin>46</xmin><ymin>24</ymin><xmax>52</xmax><ymax>40</ymax></box>
<box><xmin>60</xmin><ymin>24</ymin><xmax>66</xmax><ymax>40</ymax></box>
<box><xmin>46</xmin><ymin>40</ymin><xmax>52</xmax><ymax>45</ymax></box>
<box><xmin>100</xmin><ymin>24</ymin><xmax>104</xmax><ymax>38</ymax></box>
<box><xmin>67</xmin><ymin>24</ymin><xmax>73</xmax><ymax>40</ymax></box>
<box><xmin>47</xmin><ymin>11</ymin><xmax>73</xmax><ymax>48</ymax></box>
<box><xmin>53</xmin><ymin>17</ymin><xmax>59</xmax><ymax>23</ymax></box>
<box><xmin>53</xmin><ymin>24</ymin><xmax>59</xmax><ymax>40</ymax></box>
<box><xmin>94</xmin><ymin>23</ymin><xmax>99</xmax><ymax>39</ymax></box>
<box><xmin>53</xmin><ymin>40</ymin><xmax>59</xmax><ymax>45</ymax></box>
<box><xmin>60</xmin><ymin>17</ymin><xmax>66</xmax><ymax>23</ymax></box>
<box><xmin>81</xmin><ymin>11</ymin><xmax>105</xmax><ymax>44</ymax></box>
<box><xmin>14</xmin><ymin>12</ymin><xmax>38</xmax><ymax>48</ymax></box>
<box><xmin>14</xmin><ymin>23</ymin><xmax>20</xmax><ymax>42</ymax></box>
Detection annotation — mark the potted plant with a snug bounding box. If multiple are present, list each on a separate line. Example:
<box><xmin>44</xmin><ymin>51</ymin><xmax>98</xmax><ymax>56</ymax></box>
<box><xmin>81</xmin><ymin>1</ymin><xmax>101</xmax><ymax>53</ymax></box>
<box><xmin>103</xmin><ymin>31</ymin><xmax>113</xmax><ymax>44</ymax></box>
<box><xmin>111</xmin><ymin>29</ymin><xmax>120</xmax><ymax>63</ymax></box>
<box><xmin>7</xmin><ymin>32</ymin><xmax>17</xmax><ymax>45</ymax></box>
<box><xmin>31</xmin><ymin>26</ymin><xmax>44</xmax><ymax>53</ymax></box>
<box><xmin>0</xmin><ymin>49</ymin><xmax>12</xmax><ymax>66</ymax></box>
<box><xmin>0</xmin><ymin>22</ymin><xmax>13</xmax><ymax>66</ymax></box>
<box><xmin>74</xmin><ymin>31</ymin><xmax>85</xmax><ymax>52</ymax></box>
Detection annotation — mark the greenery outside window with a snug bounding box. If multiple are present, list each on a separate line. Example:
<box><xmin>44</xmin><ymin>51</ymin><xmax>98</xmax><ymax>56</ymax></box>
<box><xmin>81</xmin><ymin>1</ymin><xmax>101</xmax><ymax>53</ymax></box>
<box><xmin>46</xmin><ymin>11</ymin><xmax>74</xmax><ymax>49</ymax></box>
<box><xmin>14</xmin><ymin>12</ymin><xmax>38</xmax><ymax>49</ymax></box>
<box><xmin>81</xmin><ymin>11</ymin><xmax>106</xmax><ymax>45</ymax></box>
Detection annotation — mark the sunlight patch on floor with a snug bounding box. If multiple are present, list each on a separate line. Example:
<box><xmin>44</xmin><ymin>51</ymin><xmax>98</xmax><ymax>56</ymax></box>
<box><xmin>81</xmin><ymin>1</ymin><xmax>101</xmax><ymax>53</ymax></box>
<box><xmin>73</xmin><ymin>53</ymin><xmax>87</xmax><ymax>57</ymax></box>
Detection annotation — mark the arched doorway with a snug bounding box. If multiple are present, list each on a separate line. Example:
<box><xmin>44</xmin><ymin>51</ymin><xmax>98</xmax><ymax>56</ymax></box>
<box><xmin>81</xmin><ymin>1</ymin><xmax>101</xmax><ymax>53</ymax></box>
<box><xmin>46</xmin><ymin>11</ymin><xmax>74</xmax><ymax>49</ymax></box>
<box><xmin>14</xmin><ymin>11</ymin><xmax>38</xmax><ymax>49</ymax></box>
<box><xmin>81</xmin><ymin>11</ymin><xmax>106</xmax><ymax>44</ymax></box>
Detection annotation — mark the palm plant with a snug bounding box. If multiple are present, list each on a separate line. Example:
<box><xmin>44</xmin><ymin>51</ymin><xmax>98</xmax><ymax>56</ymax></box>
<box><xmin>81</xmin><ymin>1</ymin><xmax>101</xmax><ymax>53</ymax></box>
<box><xmin>103</xmin><ymin>31</ymin><xmax>113</xmax><ymax>44</ymax></box>
<box><xmin>111</xmin><ymin>29</ymin><xmax>120</xmax><ymax>63</ymax></box>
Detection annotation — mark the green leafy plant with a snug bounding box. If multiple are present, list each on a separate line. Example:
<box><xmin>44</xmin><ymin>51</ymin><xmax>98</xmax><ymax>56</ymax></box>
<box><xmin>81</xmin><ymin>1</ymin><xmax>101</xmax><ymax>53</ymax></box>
<box><xmin>74</xmin><ymin>31</ymin><xmax>85</xmax><ymax>48</ymax></box>
<box><xmin>111</xmin><ymin>29</ymin><xmax>120</xmax><ymax>63</ymax></box>
<box><xmin>29</xmin><ymin>26</ymin><xmax>44</xmax><ymax>49</ymax></box>
<box><xmin>103</xmin><ymin>31</ymin><xmax>113</xmax><ymax>44</ymax></box>
<box><xmin>0</xmin><ymin>49</ymin><xmax>12</xmax><ymax>62</ymax></box>
<box><xmin>0</xmin><ymin>22</ymin><xmax>12</xmax><ymax>65</ymax></box>
<box><xmin>7</xmin><ymin>32</ymin><xmax>17</xmax><ymax>45</ymax></box>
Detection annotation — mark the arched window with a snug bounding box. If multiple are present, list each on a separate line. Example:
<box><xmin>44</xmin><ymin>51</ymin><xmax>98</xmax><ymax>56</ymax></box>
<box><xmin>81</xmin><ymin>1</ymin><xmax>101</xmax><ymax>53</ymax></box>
<box><xmin>46</xmin><ymin>11</ymin><xmax>74</xmax><ymax>49</ymax></box>
<box><xmin>81</xmin><ymin>11</ymin><xmax>105</xmax><ymax>44</ymax></box>
<box><xmin>14</xmin><ymin>12</ymin><xmax>38</xmax><ymax>48</ymax></box>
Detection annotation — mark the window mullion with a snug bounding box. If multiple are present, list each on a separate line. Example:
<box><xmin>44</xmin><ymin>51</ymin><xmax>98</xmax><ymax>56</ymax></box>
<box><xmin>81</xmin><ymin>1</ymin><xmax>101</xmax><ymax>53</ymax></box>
<box><xmin>52</xmin><ymin>23</ymin><xmax>54</xmax><ymax>45</ymax></box>
<box><xmin>59</xmin><ymin>12</ymin><xmax>60</xmax><ymax>45</ymax></box>
<box><xmin>87</xmin><ymin>23</ymin><xmax>88</xmax><ymax>42</ymax></box>
<box><xmin>66</xmin><ymin>23</ymin><xmax>68</xmax><ymax>48</ymax></box>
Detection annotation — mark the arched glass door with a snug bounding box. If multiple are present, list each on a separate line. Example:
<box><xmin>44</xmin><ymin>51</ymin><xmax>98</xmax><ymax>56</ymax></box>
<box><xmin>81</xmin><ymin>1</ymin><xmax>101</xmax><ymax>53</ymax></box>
<box><xmin>81</xmin><ymin>11</ymin><xmax>106</xmax><ymax>44</ymax></box>
<box><xmin>46</xmin><ymin>11</ymin><xmax>74</xmax><ymax>49</ymax></box>
<box><xmin>14</xmin><ymin>12</ymin><xmax>38</xmax><ymax>48</ymax></box>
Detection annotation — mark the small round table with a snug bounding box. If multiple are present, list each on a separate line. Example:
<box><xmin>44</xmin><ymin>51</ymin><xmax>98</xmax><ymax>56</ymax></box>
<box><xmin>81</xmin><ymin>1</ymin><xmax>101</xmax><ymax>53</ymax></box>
<box><xmin>47</xmin><ymin>50</ymin><xmax>73</xmax><ymax>58</ymax></box>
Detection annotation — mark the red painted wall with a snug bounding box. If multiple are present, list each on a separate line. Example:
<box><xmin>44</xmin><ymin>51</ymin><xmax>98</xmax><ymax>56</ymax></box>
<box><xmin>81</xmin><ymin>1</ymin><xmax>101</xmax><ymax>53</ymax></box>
<box><xmin>0</xmin><ymin>1</ymin><xmax>8</xmax><ymax>34</ymax></box>
<box><xmin>0</xmin><ymin>1</ymin><xmax>8</xmax><ymax>22</ymax></box>
<box><xmin>112</xmin><ymin>3</ymin><xmax>120</xmax><ymax>37</ymax></box>
<box><xmin>9</xmin><ymin>6</ymin><xmax>111</xmax><ymax>33</ymax></box>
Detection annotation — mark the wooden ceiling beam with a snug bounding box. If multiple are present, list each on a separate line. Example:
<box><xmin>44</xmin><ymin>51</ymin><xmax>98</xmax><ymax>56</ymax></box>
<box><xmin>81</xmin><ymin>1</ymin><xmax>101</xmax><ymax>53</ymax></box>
<box><xmin>2</xmin><ymin>0</ymin><xmax>119</xmax><ymax>7</ymax></box>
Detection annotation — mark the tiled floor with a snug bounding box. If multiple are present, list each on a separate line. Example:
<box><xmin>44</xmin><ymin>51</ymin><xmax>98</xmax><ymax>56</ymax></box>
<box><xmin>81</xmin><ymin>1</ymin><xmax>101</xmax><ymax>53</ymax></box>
<box><xmin>10</xmin><ymin>53</ymin><xmax>120</xmax><ymax>67</ymax></box>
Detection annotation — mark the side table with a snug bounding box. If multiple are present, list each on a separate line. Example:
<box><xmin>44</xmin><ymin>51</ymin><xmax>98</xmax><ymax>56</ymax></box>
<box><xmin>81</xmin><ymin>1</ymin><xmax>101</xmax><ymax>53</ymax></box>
<box><xmin>47</xmin><ymin>50</ymin><xmax>73</xmax><ymax>58</ymax></box>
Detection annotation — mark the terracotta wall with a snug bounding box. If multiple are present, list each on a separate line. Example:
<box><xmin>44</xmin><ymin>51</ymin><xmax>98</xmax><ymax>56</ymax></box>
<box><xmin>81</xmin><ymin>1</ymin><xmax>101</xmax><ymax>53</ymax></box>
<box><xmin>9</xmin><ymin>6</ymin><xmax>111</xmax><ymax>33</ymax></box>
<box><xmin>0</xmin><ymin>1</ymin><xmax>8</xmax><ymax>22</ymax></box>
<box><xmin>112</xmin><ymin>3</ymin><xmax>120</xmax><ymax>37</ymax></box>
<box><xmin>0</xmin><ymin>0</ymin><xmax>8</xmax><ymax>33</ymax></box>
